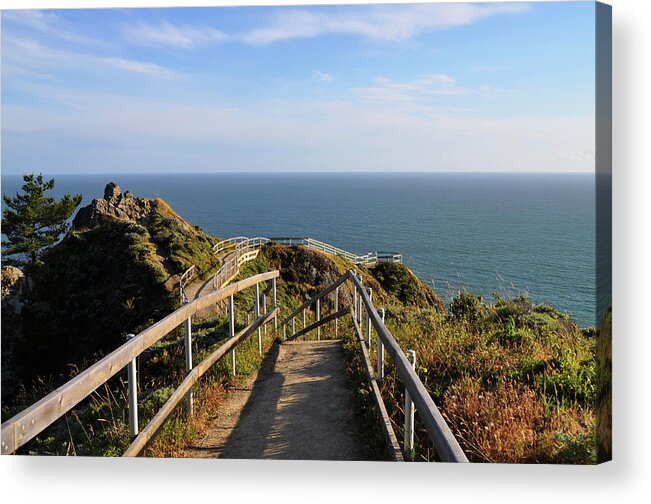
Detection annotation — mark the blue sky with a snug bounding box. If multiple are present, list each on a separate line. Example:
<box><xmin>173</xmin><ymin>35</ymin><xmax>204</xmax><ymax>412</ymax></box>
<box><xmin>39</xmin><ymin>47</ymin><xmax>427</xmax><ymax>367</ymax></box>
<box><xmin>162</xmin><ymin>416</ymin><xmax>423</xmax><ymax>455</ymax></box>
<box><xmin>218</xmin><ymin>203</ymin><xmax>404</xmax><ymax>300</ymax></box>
<box><xmin>1</xmin><ymin>1</ymin><xmax>596</xmax><ymax>174</ymax></box>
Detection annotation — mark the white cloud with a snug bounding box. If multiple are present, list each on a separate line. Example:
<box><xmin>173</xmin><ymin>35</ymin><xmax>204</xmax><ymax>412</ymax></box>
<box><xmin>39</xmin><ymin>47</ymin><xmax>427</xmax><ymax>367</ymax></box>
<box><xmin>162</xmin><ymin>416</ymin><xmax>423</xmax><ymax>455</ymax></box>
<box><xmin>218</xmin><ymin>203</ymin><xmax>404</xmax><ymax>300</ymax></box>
<box><xmin>310</xmin><ymin>70</ymin><xmax>334</xmax><ymax>85</ymax></box>
<box><xmin>122</xmin><ymin>21</ymin><xmax>229</xmax><ymax>48</ymax></box>
<box><xmin>117</xmin><ymin>3</ymin><xmax>530</xmax><ymax>49</ymax></box>
<box><xmin>2</xmin><ymin>83</ymin><xmax>594</xmax><ymax>174</ymax></box>
<box><xmin>2</xmin><ymin>10</ymin><xmax>106</xmax><ymax>47</ymax></box>
<box><xmin>238</xmin><ymin>3</ymin><xmax>530</xmax><ymax>45</ymax></box>
<box><xmin>3</xmin><ymin>36</ymin><xmax>182</xmax><ymax>81</ymax></box>
<box><xmin>352</xmin><ymin>74</ymin><xmax>471</xmax><ymax>106</ymax></box>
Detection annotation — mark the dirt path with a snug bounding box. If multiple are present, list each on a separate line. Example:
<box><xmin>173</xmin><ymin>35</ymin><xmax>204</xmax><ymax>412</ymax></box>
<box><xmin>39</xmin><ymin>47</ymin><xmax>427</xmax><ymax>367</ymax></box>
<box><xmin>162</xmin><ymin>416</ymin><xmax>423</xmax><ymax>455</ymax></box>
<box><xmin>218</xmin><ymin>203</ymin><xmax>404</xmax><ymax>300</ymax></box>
<box><xmin>184</xmin><ymin>275</ymin><xmax>229</xmax><ymax>319</ymax></box>
<box><xmin>185</xmin><ymin>339</ymin><xmax>371</xmax><ymax>461</ymax></box>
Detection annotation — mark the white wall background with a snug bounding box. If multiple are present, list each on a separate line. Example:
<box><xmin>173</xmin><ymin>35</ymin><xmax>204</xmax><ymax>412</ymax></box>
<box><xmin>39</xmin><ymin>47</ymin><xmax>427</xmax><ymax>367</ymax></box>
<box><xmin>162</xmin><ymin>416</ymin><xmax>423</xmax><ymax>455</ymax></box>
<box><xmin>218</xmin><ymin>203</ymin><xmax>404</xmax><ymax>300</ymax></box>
<box><xmin>0</xmin><ymin>0</ymin><xmax>648</xmax><ymax>502</ymax></box>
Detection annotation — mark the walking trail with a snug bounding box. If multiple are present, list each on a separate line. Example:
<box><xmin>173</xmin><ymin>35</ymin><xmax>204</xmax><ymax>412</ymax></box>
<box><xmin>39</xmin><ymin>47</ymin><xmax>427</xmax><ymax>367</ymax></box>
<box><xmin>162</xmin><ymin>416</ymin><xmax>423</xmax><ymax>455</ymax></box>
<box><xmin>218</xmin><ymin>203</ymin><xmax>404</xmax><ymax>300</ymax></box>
<box><xmin>184</xmin><ymin>339</ymin><xmax>371</xmax><ymax>460</ymax></box>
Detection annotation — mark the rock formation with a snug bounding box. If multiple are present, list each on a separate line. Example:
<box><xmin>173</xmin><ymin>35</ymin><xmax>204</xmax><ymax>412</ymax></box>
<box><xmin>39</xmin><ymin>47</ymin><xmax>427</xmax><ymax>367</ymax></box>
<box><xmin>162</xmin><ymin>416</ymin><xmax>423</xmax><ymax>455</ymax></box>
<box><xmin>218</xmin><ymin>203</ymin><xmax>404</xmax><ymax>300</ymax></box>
<box><xmin>72</xmin><ymin>182</ymin><xmax>156</xmax><ymax>229</ymax></box>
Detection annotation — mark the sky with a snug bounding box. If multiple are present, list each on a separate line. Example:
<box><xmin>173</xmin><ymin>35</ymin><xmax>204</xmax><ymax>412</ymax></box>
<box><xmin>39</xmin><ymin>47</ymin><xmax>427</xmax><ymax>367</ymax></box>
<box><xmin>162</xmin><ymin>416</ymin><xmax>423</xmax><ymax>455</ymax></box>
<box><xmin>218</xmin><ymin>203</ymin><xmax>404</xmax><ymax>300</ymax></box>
<box><xmin>1</xmin><ymin>1</ymin><xmax>596</xmax><ymax>174</ymax></box>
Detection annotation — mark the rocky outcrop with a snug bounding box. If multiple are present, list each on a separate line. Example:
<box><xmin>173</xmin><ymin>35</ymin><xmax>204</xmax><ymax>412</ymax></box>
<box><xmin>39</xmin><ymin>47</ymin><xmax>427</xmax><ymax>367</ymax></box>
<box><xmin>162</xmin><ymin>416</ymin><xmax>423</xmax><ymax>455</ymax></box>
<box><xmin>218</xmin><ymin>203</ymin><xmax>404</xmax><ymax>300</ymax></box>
<box><xmin>73</xmin><ymin>183</ymin><xmax>156</xmax><ymax>229</ymax></box>
<box><xmin>2</xmin><ymin>265</ymin><xmax>29</xmax><ymax>315</ymax></box>
<box><xmin>2</xmin><ymin>266</ymin><xmax>28</xmax><ymax>399</ymax></box>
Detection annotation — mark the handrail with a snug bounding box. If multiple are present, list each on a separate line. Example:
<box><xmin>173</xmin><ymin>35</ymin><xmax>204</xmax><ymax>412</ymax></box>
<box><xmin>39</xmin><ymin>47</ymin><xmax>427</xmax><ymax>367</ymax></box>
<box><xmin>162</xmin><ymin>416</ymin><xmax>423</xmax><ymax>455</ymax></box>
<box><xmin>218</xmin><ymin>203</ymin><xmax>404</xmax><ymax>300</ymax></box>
<box><xmin>281</xmin><ymin>269</ymin><xmax>468</xmax><ymax>463</ymax></box>
<box><xmin>350</xmin><ymin>308</ymin><xmax>403</xmax><ymax>461</ymax></box>
<box><xmin>181</xmin><ymin>234</ymin><xmax>401</xmax><ymax>303</ymax></box>
<box><xmin>124</xmin><ymin>308</ymin><xmax>279</xmax><ymax>456</ymax></box>
<box><xmin>287</xmin><ymin>307</ymin><xmax>348</xmax><ymax>341</ymax></box>
<box><xmin>179</xmin><ymin>264</ymin><xmax>197</xmax><ymax>302</ymax></box>
<box><xmin>280</xmin><ymin>271</ymin><xmax>349</xmax><ymax>326</ymax></box>
<box><xmin>349</xmin><ymin>273</ymin><xmax>468</xmax><ymax>462</ymax></box>
<box><xmin>269</xmin><ymin>237</ymin><xmax>402</xmax><ymax>265</ymax></box>
<box><xmin>1</xmin><ymin>270</ymin><xmax>280</xmax><ymax>455</ymax></box>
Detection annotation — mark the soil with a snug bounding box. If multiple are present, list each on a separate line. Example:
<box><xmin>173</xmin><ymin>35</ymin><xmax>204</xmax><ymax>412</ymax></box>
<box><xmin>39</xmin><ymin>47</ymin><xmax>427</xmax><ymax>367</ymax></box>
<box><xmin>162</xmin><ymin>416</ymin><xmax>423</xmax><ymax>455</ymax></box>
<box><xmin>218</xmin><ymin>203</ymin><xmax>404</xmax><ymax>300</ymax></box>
<box><xmin>184</xmin><ymin>339</ymin><xmax>373</xmax><ymax>461</ymax></box>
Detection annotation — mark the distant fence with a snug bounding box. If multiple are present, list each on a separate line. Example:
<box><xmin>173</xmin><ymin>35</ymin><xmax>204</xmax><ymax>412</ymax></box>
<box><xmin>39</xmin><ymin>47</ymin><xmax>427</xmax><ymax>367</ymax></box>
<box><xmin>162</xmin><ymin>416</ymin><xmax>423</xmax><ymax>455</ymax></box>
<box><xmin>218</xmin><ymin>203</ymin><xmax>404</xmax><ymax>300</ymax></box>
<box><xmin>181</xmin><ymin>236</ymin><xmax>401</xmax><ymax>303</ymax></box>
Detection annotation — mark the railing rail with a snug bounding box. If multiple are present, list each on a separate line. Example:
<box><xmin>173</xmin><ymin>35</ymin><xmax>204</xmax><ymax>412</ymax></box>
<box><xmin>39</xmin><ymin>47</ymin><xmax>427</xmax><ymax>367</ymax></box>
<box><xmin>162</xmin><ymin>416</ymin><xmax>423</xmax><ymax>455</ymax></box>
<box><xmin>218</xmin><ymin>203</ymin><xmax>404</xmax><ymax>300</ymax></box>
<box><xmin>124</xmin><ymin>307</ymin><xmax>279</xmax><ymax>456</ymax></box>
<box><xmin>281</xmin><ymin>269</ymin><xmax>468</xmax><ymax>463</ymax></box>
<box><xmin>1</xmin><ymin>270</ymin><xmax>280</xmax><ymax>455</ymax></box>
<box><xmin>180</xmin><ymin>235</ymin><xmax>401</xmax><ymax>303</ymax></box>
<box><xmin>269</xmin><ymin>237</ymin><xmax>402</xmax><ymax>265</ymax></box>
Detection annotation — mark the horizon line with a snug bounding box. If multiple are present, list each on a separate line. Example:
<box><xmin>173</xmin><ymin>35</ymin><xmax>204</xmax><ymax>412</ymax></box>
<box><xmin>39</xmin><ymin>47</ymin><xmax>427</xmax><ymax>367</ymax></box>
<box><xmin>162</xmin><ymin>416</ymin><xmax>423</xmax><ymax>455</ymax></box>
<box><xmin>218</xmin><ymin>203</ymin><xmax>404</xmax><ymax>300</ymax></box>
<box><xmin>1</xmin><ymin>170</ymin><xmax>595</xmax><ymax>177</ymax></box>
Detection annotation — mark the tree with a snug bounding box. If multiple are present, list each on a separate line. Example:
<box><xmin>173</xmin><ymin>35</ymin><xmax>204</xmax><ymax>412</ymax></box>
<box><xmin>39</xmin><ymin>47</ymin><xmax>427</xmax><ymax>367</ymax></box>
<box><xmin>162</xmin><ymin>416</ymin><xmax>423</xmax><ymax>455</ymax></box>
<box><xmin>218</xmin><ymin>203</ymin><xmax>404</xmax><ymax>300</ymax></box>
<box><xmin>2</xmin><ymin>174</ymin><xmax>82</xmax><ymax>267</ymax></box>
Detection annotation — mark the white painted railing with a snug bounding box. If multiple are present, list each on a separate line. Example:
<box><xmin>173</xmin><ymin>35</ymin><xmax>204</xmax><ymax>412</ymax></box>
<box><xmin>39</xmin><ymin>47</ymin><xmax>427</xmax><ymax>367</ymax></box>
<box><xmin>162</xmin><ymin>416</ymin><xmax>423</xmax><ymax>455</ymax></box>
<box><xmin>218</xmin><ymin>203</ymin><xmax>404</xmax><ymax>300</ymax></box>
<box><xmin>217</xmin><ymin>236</ymin><xmax>402</xmax><ymax>266</ymax></box>
<box><xmin>181</xmin><ymin>235</ymin><xmax>402</xmax><ymax>303</ymax></box>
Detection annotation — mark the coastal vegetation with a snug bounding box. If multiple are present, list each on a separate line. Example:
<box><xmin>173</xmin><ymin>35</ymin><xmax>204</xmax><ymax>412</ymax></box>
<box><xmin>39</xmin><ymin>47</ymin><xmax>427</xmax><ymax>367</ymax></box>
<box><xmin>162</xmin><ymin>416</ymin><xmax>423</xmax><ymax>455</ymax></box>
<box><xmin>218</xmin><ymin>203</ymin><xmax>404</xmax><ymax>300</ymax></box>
<box><xmin>1</xmin><ymin>183</ymin><xmax>598</xmax><ymax>463</ymax></box>
<box><xmin>2</xmin><ymin>173</ymin><xmax>82</xmax><ymax>267</ymax></box>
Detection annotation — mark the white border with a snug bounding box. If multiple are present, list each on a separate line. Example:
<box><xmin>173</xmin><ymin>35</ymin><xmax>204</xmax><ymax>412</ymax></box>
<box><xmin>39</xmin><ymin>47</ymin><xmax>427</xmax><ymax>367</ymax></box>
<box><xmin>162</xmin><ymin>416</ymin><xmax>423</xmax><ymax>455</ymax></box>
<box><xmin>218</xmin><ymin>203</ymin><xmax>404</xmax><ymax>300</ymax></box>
<box><xmin>1</xmin><ymin>0</ymin><xmax>649</xmax><ymax>502</ymax></box>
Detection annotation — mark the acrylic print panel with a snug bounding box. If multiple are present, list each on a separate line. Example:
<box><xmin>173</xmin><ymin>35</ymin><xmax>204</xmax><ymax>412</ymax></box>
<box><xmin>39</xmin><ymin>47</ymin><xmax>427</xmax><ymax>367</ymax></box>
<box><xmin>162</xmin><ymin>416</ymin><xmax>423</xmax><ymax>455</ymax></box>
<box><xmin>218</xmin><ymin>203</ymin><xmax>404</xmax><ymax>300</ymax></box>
<box><xmin>0</xmin><ymin>1</ymin><xmax>611</xmax><ymax>463</ymax></box>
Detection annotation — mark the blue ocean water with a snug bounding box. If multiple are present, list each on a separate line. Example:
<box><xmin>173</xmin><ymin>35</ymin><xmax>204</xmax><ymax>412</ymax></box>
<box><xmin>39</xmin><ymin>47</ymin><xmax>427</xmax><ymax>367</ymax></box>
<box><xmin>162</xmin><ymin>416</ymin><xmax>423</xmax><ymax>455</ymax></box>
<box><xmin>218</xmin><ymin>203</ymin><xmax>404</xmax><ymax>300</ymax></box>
<box><xmin>1</xmin><ymin>173</ymin><xmax>596</xmax><ymax>326</ymax></box>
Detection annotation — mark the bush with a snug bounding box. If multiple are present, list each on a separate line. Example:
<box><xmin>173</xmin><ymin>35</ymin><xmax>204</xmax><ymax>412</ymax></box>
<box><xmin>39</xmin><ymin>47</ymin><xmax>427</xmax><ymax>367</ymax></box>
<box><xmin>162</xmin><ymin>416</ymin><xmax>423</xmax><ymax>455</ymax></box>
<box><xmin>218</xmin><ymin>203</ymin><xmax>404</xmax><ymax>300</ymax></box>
<box><xmin>448</xmin><ymin>291</ymin><xmax>486</xmax><ymax>326</ymax></box>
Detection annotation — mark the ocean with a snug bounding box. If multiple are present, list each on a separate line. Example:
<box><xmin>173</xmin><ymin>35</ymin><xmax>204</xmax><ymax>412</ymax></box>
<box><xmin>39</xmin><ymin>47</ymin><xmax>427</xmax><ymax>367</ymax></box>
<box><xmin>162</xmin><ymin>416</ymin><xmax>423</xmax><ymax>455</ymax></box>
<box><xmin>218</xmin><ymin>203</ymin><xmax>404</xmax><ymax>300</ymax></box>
<box><xmin>1</xmin><ymin>172</ymin><xmax>596</xmax><ymax>326</ymax></box>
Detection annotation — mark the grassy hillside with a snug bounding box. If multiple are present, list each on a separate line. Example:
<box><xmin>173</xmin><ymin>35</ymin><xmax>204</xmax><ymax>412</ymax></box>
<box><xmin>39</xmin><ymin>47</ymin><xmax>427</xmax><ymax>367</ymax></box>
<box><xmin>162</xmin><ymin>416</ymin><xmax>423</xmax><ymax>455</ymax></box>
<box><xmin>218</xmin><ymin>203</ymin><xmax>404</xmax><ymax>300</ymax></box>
<box><xmin>3</xmin><ymin>195</ymin><xmax>221</xmax><ymax>400</ymax></box>
<box><xmin>2</xmin><ymin>205</ymin><xmax>597</xmax><ymax>463</ymax></box>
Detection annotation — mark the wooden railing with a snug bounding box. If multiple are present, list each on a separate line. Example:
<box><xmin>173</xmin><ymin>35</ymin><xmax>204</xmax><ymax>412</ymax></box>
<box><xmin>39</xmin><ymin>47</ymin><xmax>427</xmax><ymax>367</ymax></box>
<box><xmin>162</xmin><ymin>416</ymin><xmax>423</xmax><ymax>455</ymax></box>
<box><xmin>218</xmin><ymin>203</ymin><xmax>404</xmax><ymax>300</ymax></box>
<box><xmin>280</xmin><ymin>269</ymin><xmax>468</xmax><ymax>463</ymax></box>
<box><xmin>1</xmin><ymin>271</ymin><xmax>280</xmax><ymax>456</ymax></box>
<box><xmin>180</xmin><ymin>235</ymin><xmax>402</xmax><ymax>304</ymax></box>
<box><xmin>270</xmin><ymin>237</ymin><xmax>402</xmax><ymax>265</ymax></box>
<box><xmin>215</xmin><ymin>236</ymin><xmax>402</xmax><ymax>265</ymax></box>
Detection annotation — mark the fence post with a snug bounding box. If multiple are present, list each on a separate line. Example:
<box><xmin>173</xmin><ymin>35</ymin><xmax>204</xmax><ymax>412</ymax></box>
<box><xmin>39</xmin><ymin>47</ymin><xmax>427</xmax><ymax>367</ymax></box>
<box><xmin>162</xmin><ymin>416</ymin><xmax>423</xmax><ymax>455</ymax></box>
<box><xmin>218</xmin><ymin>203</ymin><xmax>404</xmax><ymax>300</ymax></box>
<box><xmin>272</xmin><ymin>277</ymin><xmax>278</xmax><ymax>331</ymax></box>
<box><xmin>352</xmin><ymin>269</ymin><xmax>358</xmax><ymax>320</ymax></box>
<box><xmin>357</xmin><ymin>275</ymin><xmax>363</xmax><ymax>325</ymax></box>
<box><xmin>283</xmin><ymin>324</ymin><xmax>286</xmax><ymax>340</ymax></box>
<box><xmin>263</xmin><ymin>291</ymin><xmax>268</xmax><ymax>335</ymax></box>
<box><xmin>404</xmin><ymin>349</ymin><xmax>416</xmax><ymax>459</ymax></box>
<box><xmin>184</xmin><ymin>304</ymin><xmax>193</xmax><ymax>415</ymax></box>
<box><xmin>334</xmin><ymin>286</ymin><xmax>339</xmax><ymax>337</ymax></box>
<box><xmin>366</xmin><ymin>288</ymin><xmax>373</xmax><ymax>347</ymax></box>
<box><xmin>316</xmin><ymin>298</ymin><xmax>321</xmax><ymax>340</ymax></box>
<box><xmin>303</xmin><ymin>308</ymin><xmax>306</xmax><ymax>330</ymax></box>
<box><xmin>229</xmin><ymin>294</ymin><xmax>236</xmax><ymax>376</ymax></box>
<box><xmin>126</xmin><ymin>333</ymin><xmax>138</xmax><ymax>442</ymax></box>
<box><xmin>377</xmin><ymin>308</ymin><xmax>385</xmax><ymax>384</ymax></box>
<box><xmin>255</xmin><ymin>282</ymin><xmax>261</xmax><ymax>355</ymax></box>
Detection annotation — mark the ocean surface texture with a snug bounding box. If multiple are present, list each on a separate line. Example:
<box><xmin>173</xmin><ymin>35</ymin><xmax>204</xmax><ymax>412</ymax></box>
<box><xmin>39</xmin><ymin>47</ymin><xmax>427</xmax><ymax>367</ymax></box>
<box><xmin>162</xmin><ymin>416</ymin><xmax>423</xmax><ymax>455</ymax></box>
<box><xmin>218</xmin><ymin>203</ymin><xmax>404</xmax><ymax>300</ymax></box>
<box><xmin>1</xmin><ymin>173</ymin><xmax>596</xmax><ymax>326</ymax></box>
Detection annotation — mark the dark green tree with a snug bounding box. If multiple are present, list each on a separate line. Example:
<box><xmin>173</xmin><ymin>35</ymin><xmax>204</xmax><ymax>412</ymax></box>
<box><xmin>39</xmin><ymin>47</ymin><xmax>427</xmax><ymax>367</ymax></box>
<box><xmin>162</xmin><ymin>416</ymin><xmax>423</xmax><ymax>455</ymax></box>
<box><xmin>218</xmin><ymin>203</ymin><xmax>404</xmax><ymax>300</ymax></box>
<box><xmin>2</xmin><ymin>174</ymin><xmax>82</xmax><ymax>267</ymax></box>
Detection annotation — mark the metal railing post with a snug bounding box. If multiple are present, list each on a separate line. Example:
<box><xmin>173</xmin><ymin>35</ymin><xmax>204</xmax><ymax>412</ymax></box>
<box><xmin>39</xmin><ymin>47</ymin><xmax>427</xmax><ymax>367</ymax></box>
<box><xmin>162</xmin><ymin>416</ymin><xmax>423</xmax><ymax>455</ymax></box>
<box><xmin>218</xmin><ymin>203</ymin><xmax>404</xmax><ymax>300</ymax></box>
<box><xmin>229</xmin><ymin>294</ymin><xmax>236</xmax><ymax>376</ymax></box>
<box><xmin>255</xmin><ymin>282</ymin><xmax>261</xmax><ymax>355</ymax></box>
<box><xmin>126</xmin><ymin>333</ymin><xmax>138</xmax><ymax>442</ymax></box>
<box><xmin>357</xmin><ymin>275</ymin><xmax>363</xmax><ymax>325</ymax></box>
<box><xmin>303</xmin><ymin>308</ymin><xmax>306</xmax><ymax>329</ymax></box>
<box><xmin>283</xmin><ymin>324</ymin><xmax>287</xmax><ymax>340</ymax></box>
<box><xmin>316</xmin><ymin>298</ymin><xmax>321</xmax><ymax>340</ymax></box>
<box><xmin>377</xmin><ymin>308</ymin><xmax>385</xmax><ymax>384</ymax></box>
<box><xmin>352</xmin><ymin>269</ymin><xmax>357</xmax><ymax>320</ymax></box>
<box><xmin>184</xmin><ymin>304</ymin><xmax>193</xmax><ymax>415</ymax></box>
<box><xmin>334</xmin><ymin>286</ymin><xmax>339</xmax><ymax>337</ymax></box>
<box><xmin>272</xmin><ymin>277</ymin><xmax>277</xmax><ymax>331</ymax></box>
<box><xmin>292</xmin><ymin>317</ymin><xmax>295</xmax><ymax>336</ymax></box>
<box><xmin>263</xmin><ymin>292</ymin><xmax>268</xmax><ymax>335</ymax></box>
<box><xmin>404</xmin><ymin>349</ymin><xmax>416</xmax><ymax>459</ymax></box>
<box><xmin>366</xmin><ymin>288</ymin><xmax>373</xmax><ymax>347</ymax></box>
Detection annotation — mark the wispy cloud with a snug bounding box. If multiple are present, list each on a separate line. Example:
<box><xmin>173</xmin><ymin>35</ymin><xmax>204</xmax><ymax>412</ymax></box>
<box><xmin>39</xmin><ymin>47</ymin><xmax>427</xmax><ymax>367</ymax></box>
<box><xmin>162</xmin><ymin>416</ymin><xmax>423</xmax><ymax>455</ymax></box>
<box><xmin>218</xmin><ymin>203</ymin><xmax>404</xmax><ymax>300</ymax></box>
<box><xmin>239</xmin><ymin>3</ymin><xmax>529</xmax><ymax>45</ymax></box>
<box><xmin>310</xmin><ymin>70</ymin><xmax>334</xmax><ymax>85</ymax></box>
<box><xmin>352</xmin><ymin>74</ymin><xmax>472</xmax><ymax>105</ymax></box>
<box><xmin>119</xmin><ymin>3</ymin><xmax>530</xmax><ymax>48</ymax></box>
<box><xmin>122</xmin><ymin>21</ymin><xmax>229</xmax><ymax>48</ymax></box>
<box><xmin>2</xmin><ymin>82</ymin><xmax>594</xmax><ymax>174</ymax></box>
<box><xmin>3</xmin><ymin>36</ymin><xmax>182</xmax><ymax>82</ymax></box>
<box><xmin>2</xmin><ymin>10</ymin><xmax>106</xmax><ymax>47</ymax></box>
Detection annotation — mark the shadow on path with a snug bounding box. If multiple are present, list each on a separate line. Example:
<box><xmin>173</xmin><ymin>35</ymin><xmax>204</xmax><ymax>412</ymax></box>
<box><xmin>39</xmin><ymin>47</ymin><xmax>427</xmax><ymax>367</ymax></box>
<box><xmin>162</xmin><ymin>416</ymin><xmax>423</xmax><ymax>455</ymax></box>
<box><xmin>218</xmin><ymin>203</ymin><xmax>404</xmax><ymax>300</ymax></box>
<box><xmin>188</xmin><ymin>340</ymin><xmax>370</xmax><ymax>461</ymax></box>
